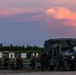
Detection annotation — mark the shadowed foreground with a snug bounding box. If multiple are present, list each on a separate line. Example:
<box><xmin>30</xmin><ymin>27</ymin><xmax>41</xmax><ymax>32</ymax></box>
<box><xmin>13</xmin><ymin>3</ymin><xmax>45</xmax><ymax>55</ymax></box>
<box><xmin>0</xmin><ymin>71</ymin><xmax>76</xmax><ymax>75</ymax></box>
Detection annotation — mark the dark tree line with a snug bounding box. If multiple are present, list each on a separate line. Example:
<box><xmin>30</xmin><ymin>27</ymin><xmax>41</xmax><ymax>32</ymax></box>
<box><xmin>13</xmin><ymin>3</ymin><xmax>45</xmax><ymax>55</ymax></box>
<box><xmin>0</xmin><ymin>43</ymin><xmax>44</xmax><ymax>52</ymax></box>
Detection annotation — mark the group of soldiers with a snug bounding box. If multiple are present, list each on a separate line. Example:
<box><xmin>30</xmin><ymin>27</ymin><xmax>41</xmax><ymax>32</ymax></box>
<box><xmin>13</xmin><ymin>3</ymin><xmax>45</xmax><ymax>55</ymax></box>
<box><xmin>0</xmin><ymin>50</ymin><xmax>75</xmax><ymax>71</ymax></box>
<box><xmin>30</xmin><ymin>51</ymin><xmax>56</xmax><ymax>71</ymax></box>
<box><xmin>0</xmin><ymin>52</ymin><xmax>44</xmax><ymax>70</ymax></box>
<box><xmin>0</xmin><ymin>55</ymin><xmax>23</xmax><ymax>70</ymax></box>
<box><xmin>30</xmin><ymin>50</ymin><xmax>76</xmax><ymax>71</ymax></box>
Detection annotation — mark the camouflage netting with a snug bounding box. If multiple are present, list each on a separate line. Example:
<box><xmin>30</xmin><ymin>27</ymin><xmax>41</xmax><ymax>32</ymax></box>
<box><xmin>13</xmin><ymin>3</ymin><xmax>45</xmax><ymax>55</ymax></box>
<box><xmin>44</xmin><ymin>38</ymin><xmax>76</xmax><ymax>55</ymax></box>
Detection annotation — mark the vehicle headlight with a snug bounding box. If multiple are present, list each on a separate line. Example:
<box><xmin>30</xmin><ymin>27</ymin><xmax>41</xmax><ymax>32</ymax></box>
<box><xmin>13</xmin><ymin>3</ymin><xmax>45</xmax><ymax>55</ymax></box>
<box><xmin>71</xmin><ymin>56</ymin><xmax>75</xmax><ymax>59</ymax></box>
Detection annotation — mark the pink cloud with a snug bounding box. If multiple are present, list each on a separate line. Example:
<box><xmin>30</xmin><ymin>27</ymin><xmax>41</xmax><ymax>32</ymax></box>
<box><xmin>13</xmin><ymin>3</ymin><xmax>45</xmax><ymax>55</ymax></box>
<box><xmin>45</xmin><ymin>7</ymin><xmax>76</xmax><ymax>26</ymax></box>
<box><xmin>16</xmin><ymin>14</ymin><xmax>44</xmax><ymax>22</ymax></box>
<box><xmin>0</xmin><ymin>7</ymin><xmax>34</xmax><ymax>16</ymax></box>
<box><xmin>32</xmin><ymin>15</ymin><xmax>44</xmax><ymax>20</ymax></box>
<box><xmin>0</xmin><ymin>0</ymin><xmax>45</xmax><ymax>14</ymax></box>
<box><xmin>0</xmin><ymin>11</ymin><xmax>18</xmax><ymax>16</ymax></box>
<box><xmin>57</xmin><ymin>0</ymin><xmax>76</xmax><ymax>4</ymax></box>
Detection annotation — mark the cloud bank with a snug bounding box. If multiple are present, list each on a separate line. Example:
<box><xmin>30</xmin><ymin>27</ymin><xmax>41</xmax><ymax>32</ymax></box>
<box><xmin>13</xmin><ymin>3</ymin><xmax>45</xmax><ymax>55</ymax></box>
<box><xmin>45</xmin><ymin>7</ymin><xmax>76</xmax><ymax>26</ymax></box>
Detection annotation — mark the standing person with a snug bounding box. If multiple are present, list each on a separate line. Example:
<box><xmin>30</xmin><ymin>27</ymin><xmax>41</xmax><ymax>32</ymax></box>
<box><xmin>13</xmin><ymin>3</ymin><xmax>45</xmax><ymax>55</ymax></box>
<box><xmin>69</xmin><ymin>56</ymin><xmax>76</xmax><ymax>71</ymax></box>
<box><xmin>30</xmin><ymin>56</ymin><xmax>36</xmax><ymax>70</ymax></box>
<box><xmin>3</xmin><ymin>56</ymin><xmax>9</xmax><ymax>69</ymax></box>
<box><xmin>36</xmin><ymin>56</ymin><xmax>40</xmax><ymax>70</ymax></box>
<box><xmin>49</xmin><ymin>56</ymin><xmax>56</xmax><ymax>70</ymax></box>
<box><xmin>0</xmin><ymin>61</ymin><xmax>2</xmax><ymax>69</ymax></box>
<box><xmin>39</xmin><ymin>52</ymin><xmax>46</xmax><ymax>71</ymax></box>
<box><xmin>59</xmin><ymin>56</ymin><xmax>69</xmax><ymax>71</ymax></box>
<box><xmin>16</xmin><ymin>55</ymin><xmax>23</xmax><ymax>70</ymax></box>
<box><xmin>10</xmin><ymin>61</ymin><xmax>15</xmax><ymax>70</ymax></box>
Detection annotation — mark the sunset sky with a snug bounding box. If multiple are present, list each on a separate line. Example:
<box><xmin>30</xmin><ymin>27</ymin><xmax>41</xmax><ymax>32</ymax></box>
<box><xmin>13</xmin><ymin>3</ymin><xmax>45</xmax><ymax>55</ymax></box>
<box><xmin>0</xmin><ymin>0</ymin><xmax>76</xmax><ymax>47</ymax></box>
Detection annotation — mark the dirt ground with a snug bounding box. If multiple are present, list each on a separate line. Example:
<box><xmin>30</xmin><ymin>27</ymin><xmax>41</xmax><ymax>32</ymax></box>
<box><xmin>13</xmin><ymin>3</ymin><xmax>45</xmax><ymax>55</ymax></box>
<box><xmin>0</xmin><ymin>70</ymin><xmax>76</xmax><ymax>75</ymax></box>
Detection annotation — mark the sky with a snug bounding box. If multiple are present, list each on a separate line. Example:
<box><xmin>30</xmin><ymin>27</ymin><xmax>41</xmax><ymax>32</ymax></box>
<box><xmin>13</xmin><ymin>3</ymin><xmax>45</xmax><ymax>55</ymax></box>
<box><xmin>0</xmin><ymin>0</ymin><xmax>76</xmax><ymax>47</ymax></box>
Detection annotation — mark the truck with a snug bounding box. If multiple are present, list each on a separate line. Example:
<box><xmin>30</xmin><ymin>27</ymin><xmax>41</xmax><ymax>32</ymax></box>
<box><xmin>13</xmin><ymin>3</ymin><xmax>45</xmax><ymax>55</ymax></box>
<box><xmin>44</xmin><ymin>38</ymin><xmax>76</xmax><ymax>71</ymax></box>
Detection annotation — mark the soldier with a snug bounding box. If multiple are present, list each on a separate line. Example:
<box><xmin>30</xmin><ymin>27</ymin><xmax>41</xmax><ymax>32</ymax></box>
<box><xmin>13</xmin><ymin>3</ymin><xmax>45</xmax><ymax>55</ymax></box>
<box><xmin>30</xmin><ymin>56</ymin><xmax>36</xmax><ymax>70</ymax></box>
<box><xmin>59</xmin><ymin>55</ymin><xmax>69</xmax><ymax>71</ymax></box>
<box><xmin>16</xmin><ymin>55</ymin><xmax>23</xmax><ymax>70</ymax></box>
<box><xmin>40</xmin><ymin>52</ymin><xmax>47</xmax><ymax>71</ymax></box>
<box><xmin>3</xmin><ymin>56</ymin><xmax>9</xmax><ymax>69</ymax></box>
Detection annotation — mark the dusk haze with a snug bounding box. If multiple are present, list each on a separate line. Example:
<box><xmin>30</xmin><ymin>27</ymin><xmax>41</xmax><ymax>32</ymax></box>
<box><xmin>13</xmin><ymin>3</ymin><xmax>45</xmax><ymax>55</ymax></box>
<box><xmin>0</xmin><ymin>0</ymin><xmax>76</xmax><ymax>47</ymax></box>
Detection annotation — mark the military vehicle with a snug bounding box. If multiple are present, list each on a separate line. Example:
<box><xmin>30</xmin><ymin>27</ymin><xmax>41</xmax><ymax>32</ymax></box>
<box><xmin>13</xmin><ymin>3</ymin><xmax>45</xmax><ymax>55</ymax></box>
<box><xmin>44</xmin><ymin>38</ymin><xmax>76</xmax><ymax>71</ymax></box>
